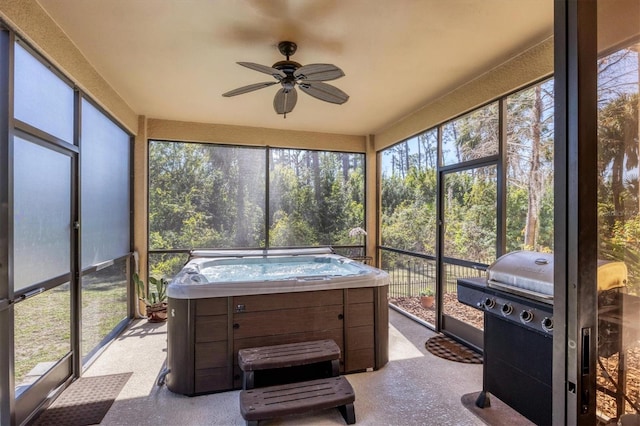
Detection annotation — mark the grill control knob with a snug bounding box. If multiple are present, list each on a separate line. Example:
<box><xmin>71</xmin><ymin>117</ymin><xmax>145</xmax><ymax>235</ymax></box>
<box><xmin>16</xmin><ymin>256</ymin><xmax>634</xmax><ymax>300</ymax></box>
<box><xmin>483</xmin><ymin>298</ymin><xmax>496</xmax><ymax>309</ymax></box>
<box><xmin>542</xmin><ymin>317</ymin><xmax>554</xmax><ymax>332</ymax></box>
<box><xmin>519</xmin><ymin>310</ymin><xmax>534</xmax><ymax>323</ymax></box>
<box><xmin>501</xmin><ymin>303</ymin><xmax>513</xmax><ymax>316</ymax></box>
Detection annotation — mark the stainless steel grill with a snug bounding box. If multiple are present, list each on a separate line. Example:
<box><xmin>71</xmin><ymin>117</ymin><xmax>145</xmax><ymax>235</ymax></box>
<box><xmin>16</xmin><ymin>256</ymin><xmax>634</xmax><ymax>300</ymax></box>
<box><xmin>457</xmin><ymin>250</ymin><xmax>628</xmax><ymax>425</ymax></box>
<box><xmin>487</xmin><ymin>250</ymin><xmax>554</xmax><ymax>302</ymax></box>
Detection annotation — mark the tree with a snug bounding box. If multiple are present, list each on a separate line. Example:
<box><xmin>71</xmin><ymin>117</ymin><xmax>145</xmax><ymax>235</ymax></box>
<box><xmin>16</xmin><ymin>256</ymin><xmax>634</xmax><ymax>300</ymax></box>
<box><xmin>598</xmin><ymin>93</ymin><xmax>639</xmax><ymax>219</ymax></box>
<box><xmin>506</xmin><ymin>79</ymin><xmax>554</xmax><ymax>252</ymax></box>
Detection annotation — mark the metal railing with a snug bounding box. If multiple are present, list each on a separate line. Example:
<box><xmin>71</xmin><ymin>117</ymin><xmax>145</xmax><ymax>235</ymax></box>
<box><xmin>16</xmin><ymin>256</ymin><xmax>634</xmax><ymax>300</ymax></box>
<box><xmin>380</xmin><ymin>248</ymin><xmax>437</xmax><ymax>297</ymax></box>
<box><xmin>380</xmin><ymin>247</ymin><xmax>487</xmax><ymax>298</ymax></box>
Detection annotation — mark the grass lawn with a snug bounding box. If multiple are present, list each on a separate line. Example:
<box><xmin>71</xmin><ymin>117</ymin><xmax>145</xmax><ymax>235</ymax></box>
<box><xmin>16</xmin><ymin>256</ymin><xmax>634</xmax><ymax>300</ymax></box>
<box><xmin>14</xmin><ymin>279</ymin><xmax>127</xmax><ymax>385</ymax></box>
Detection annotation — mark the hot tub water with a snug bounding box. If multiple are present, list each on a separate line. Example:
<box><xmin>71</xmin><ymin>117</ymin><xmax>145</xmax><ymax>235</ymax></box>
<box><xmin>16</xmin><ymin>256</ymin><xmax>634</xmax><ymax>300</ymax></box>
<box><xmin>198</xmin><ymin>257</ymin><xmax>367</xmax><ymax>283</ymax></box>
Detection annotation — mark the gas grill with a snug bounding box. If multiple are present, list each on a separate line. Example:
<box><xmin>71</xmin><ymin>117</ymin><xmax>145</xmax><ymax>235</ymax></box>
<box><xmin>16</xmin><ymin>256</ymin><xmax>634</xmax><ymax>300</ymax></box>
<box><xmin>457</xmin><ymin>250</ymin><xmax>628</xmax><ymax>425</ymax></box>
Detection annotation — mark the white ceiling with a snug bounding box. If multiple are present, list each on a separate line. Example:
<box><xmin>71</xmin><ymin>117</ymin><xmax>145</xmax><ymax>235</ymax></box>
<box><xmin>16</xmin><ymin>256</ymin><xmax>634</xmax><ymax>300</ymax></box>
<box><xmin>36</xmin><ymin>0</ymin><xmax>553</xmax><ymax>136</ymax></box>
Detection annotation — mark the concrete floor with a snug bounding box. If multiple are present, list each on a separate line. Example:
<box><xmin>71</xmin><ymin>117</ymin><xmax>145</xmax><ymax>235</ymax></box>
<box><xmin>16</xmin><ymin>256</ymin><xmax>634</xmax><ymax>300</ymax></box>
<box><xmin>85</xmin><ymin>309</ymin><xmax>489</xmax><ymax>425</ymax></box>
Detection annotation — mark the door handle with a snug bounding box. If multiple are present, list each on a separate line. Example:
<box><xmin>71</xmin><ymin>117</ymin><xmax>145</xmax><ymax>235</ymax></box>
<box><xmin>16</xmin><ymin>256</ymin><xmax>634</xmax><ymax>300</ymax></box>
<box><xmin>580</xmin><ymin>327</ymin><xmax>591</xmax><ymax>414</ymax></box>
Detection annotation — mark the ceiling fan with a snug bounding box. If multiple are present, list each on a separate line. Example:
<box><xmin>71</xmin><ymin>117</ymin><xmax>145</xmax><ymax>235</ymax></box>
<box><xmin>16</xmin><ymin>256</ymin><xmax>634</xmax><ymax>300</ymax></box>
<box><xmin>222</xmin><ymin>41</ymin><xmax>349</xmax><ymax>117</ymax></box>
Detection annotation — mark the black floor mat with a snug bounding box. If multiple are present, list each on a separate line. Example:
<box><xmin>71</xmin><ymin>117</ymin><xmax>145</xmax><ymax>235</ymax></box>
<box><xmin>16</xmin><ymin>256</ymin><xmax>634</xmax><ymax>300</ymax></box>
<box><xmin>425</xmin><ymin>334</ymin><xmax>483</xmax><ymax>364</ymax></box>
<box><xmin>32</xmin><ymin>372</ymin><xmax>132</xmax><ymax>426</ymax></box>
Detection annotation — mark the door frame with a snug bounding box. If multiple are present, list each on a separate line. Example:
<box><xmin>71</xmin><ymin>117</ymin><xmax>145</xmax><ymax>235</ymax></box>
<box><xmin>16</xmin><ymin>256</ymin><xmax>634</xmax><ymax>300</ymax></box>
<box><xmin>553</xmin><ymin>0</ymin><xmax>599</xmax><ymax>424</ymax></box>
<box><xmin>10</xmin><ymin>132</ymin><xmax>78</xmax><ymax>425</ymax></box>
<box><xmin>0</xmin><ymin>25</ymin><xmax>11</xmax><ymax>426</ymax></box>
<box><xmin>437</xmin><ymin>157</ymin><xmax>499</xmax><ymax>348</ymax></box>
<box><xmin>1</xmin><ymin>31</ymin><xmax>80</xmax><ymax>425</ymax></box>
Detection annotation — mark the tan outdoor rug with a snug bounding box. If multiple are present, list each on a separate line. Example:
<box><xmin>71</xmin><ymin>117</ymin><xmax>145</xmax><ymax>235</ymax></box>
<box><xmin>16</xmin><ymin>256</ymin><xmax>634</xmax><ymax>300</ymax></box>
<box><xmin>461</xmin><ymin>391</ymin><xmax>535</xmax><ymax>426</ymax></box>
<box><xmin>33</xmin><ymin>372</ymin><xmax>132</xmax><ymax>426</ymax></box>
<box><xmin>425</xmin><ymin>334</ymin><xmax>483</xmax><ymax>364</ymax></box>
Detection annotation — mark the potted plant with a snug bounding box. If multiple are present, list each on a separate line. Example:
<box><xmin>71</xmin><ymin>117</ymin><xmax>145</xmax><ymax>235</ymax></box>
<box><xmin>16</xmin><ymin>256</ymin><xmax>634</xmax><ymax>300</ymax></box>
<box><xmin>419</xmin><ymin>288</ymin><xmax>435</xmax><ymax>309</ymax></box>
<box><xmin>133</xmin><ymin>272</ymin><xmax>168</xmax><ymax>322</ymax></box>
<box><xmin>347</xmin><ymin>227</ymin><xmax>371</xmax><ymax>263</ymax></box>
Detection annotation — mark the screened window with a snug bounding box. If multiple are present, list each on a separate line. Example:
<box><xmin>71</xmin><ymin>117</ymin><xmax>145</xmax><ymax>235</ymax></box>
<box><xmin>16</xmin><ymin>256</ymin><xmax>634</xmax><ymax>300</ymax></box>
<box><xmin>13</xmin><ymin>136</ymin><xmax>71</xmax><ymax>290</ymax></box>
<box><xmin>506</xmin><ymin>79</ymin><xmax>555</xmax><ymax>253</ymax></box>
<box><xmin>380</xmin><ymin>79</ymin><xmax>553</xmax><ymax>333</ymax></box>
<box><xmin>380</xmin><ymin>129</ymin><xmax>437</xmax><ymax>254</ymax></box>
<box><xmin>443</xmin><ymin>166</ymin><xmax>497</xmax><ymax>264</ymax></box>
<box><xmin>81</xmin><ymin>258</ymin><xmax>127</xmax><ymax>360</ymax></box>
<box><xmin>269</xmin><ymin>149</ymin><xmax>364</xmax><ymax>247</ymax></box>
<box><xmin>14</xmin><ymin>283</ymin><xmax>71</xmax><ymax>396</ymax></box>
<box><xmin>148</xmin><ymin>142</ymin><xmax>365</xmax><ymax>278</ymax></box>
<box><xmin>441</xmin><ymin>102</ymin><xmax>499</xmax><ymax>166</ymax></box>
<box><xmin>148</xmin><ymin>141</ymin><xmax>267</xmax><ymax>277</ymax></box>
<box><xmin>149</xmin><ymin>141</ymin><xmax>266</xmax><ymax>250</ymax></box>
<box><xmin>81</xmin><ymin>99</ymin><xmax>131</xmax><ymax>268</ymax></box>
<box><xmin>14</xmin><ymin>42</ymin><xmax>74</xmax><ymax>143</ymax></box>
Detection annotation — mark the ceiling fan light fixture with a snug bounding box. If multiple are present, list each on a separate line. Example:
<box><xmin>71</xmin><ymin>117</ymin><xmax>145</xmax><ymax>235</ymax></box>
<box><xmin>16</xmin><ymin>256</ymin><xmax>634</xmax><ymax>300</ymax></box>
<box><xmin>273</xmin><ymin>87</ymin><xmax>297</xmax><ymax>118</ymax></box>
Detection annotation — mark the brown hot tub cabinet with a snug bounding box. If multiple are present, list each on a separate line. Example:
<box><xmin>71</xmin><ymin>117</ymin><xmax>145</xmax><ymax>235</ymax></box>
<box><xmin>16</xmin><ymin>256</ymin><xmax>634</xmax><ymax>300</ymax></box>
<box><xmin>166</xmin><ymin>246</ymin><xmax>389</xmax><ymax>396</ymax></box>
<box><xmin>166</xmin><ymin>285</ymin><xmax>389</xmax><ymax>395</ymax></box>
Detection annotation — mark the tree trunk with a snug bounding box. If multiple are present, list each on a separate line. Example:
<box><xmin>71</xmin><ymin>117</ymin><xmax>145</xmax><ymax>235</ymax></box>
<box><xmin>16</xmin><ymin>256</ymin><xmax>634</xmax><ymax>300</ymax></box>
<box><xmin>342</xmin><ymin>154</ymin><xmax>349</xmax><ymax>182</ymax></box>
<box><xmin>524</xmin><ymin>86</ymin><xmax>544</xmax><ymax>249</ymax></box>
<box><xmin>235</xmin><ymin>151</ymin><xmax>248</xmax><ymax>246</ymax></box>
<box><xmin>611</xmin><ymin>151</ymin><xmax>624</xmax><ymax>216</ymax></box>
<box><xmin>312</xmin><ymin>151</ymin><xmax>321</xmax><ymax>206</ymax></box>
<box><xmin>404</xmin><ymin>142</ymin><xmax>410</xmax><ymax>174</ymax></box>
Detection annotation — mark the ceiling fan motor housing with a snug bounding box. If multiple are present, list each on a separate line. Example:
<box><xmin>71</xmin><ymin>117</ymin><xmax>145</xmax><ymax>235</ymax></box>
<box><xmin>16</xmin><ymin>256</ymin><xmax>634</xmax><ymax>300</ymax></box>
<box><xmin>272</xmin><ymin>60</ymin><xmax>301</xmax><ymax>75</ymax></box>
<box><xmin>273</xmin><ymin>59</ymin><xmax>300</xmax><ymax>91</ymax></box>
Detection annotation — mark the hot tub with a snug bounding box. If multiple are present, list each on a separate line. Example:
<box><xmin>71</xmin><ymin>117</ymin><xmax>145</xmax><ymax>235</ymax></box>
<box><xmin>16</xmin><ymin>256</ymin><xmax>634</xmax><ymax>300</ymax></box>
<box><xmin>165</xmin><ymin>248</ymin><xmax>389</xmax><ymax>396</ymax></box>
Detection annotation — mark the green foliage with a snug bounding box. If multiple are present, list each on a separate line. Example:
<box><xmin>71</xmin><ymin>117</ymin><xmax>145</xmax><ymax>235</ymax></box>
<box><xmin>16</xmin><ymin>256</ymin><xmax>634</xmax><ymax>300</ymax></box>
<box><xmin>420</xmin><ymin>288</ymin><xmax>434</xmax><ymax>297</ymax></box>
<box><xmin>597</xmin><ymin>87</ymin><xmax>640</xmax><ymax>293</ymax></box>
<box><xmin>381</xmin><ymin>78</ymin><xmax>555</xmax><ymax>264</ymax></box>
<box><xmin>133</xmin><ymin>272</ymin><xmax>167</xmax><ymax>306</ymax></box>
<box><xmin>149</xmin><ymin>143</ymin><xmax>366</xmax><ymax>277</ymax></box>
<box><xmin>269</xmin><ymin>211</ymin><xmax>318</xmax><ymax>246</ymax></box>
<box><xmin>149</xmin><ymin>142</ymin><xmax>266</xmax><ymax>254</ymax></box>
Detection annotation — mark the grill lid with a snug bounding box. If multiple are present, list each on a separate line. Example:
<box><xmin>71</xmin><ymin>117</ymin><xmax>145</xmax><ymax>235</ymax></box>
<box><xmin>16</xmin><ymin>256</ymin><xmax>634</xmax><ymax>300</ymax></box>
<box><xmin>487</xmin><ymin>251</ymin><xmax>628</xmax><ymax>303</ymax></box>
<box><xmin>487</xmin><ymin>251</ymin><xmax>554</xmax><ymax>301</ymax></box>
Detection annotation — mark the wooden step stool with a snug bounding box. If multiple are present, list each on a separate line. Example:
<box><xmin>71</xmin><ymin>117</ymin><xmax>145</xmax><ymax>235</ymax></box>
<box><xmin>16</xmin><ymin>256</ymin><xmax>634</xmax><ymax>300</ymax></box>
<box><xmin>239</xmin><ymin>376</ymin><xmax>356</xmax><ymax>426</ymax></box>
<box><xmin>238</xmin><ymin>339</ymin><xmax>341</xmax><ymax>390</ymax></box>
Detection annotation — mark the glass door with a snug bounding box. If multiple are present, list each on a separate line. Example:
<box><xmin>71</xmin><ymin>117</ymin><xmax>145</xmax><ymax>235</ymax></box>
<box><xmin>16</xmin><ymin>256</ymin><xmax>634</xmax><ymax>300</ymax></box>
<box><xmin>11</xmin><ymin>38</ymin><xmax>77</xmax><ymax>425</ymax></box>
<box><xmin>0</xmin><ymin>26</ymin><xmax>9</xmax><ymax>426</ymax></box>
<box><xmin>436</xmin><ymin>102</ymin><xmax>500</xmax><ymax>347</ymax></box>
<box><xmin>0</xmin><ymin>32</ymin><xmax>132</xmax><ymax>425</ymax></box>
<box><xmin>595</xmin><ymin>4</ymin><xmax>640</xmax><ymax>423</ymax></box>
<box><xmin>438</xmin><ymin>166</ymin><xmax>496</xmax><ymax>347</ymax></box>
<box><xmin>12</xmin><ymin>135</ymin><xmax>75</xmax><ymax>424</ymax></box>
<box><xmin>556</xmin><ymin>0</ymin><xmax>640</xmax><ymax>422</ymax></box>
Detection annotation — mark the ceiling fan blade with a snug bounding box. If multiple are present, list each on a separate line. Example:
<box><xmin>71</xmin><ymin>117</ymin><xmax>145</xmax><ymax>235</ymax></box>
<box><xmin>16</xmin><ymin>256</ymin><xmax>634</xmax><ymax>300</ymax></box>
<box><xmin>237</xmin><ymin>62</ymin><xmax>286</xmax><ymax>80</ymax></box>
<box><xmin>294</xmin><ymin>64</ymin><xmax>345</xmax><ymax>81</ymax></box>
<box><xmin>299</xmin><ymin>81</ymin><xmax>349</xmax><ymax>104</ymax></box>
<box><xmin>273</xmin><ymin>88</ymin><xmax>298</xmax><ymax>115</ymax></box>
<box><xmin>222</xmin><ymin>81</ymin><xmax>278</xmax><ymax>97</ymax></box>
